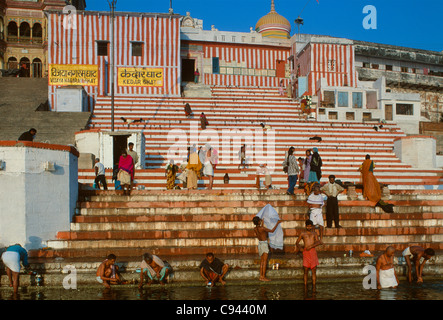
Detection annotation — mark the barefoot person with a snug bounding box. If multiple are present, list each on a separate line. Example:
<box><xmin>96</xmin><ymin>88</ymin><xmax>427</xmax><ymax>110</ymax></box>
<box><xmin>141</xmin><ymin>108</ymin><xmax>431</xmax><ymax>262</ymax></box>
<box><xmin>96</xmin><ymin>254</ymin><xmax>121</xmax><ymax>288</ymax></box>
<box><xmin>252</xmin><ymin>216</ymin><xmax>282</xmax><ymax>281</ymax></box>
<box><xmin>199</xmin><ymin>252</ymin><xmax>229</xmax><ymax>287</ymax></box>
<box><xmin>402</xmin><ymin>245</ymin><xmax>435</xmax><ymax>283</ymax></box>
<box><xmin>1</xmin><ymin>244</ymin><xmax>30</xmax><ymax>294</ymax></box>
<box><xmin>295</xmin><ymin>220</ymin><xmax>323</xmax><ymax>288</ymax></box>
<box><xmin>376</xmin><ymin>246</ymin><xmax>399</xmax><ymax>289</ymax></box>
<box><xmin>307</xmin><ymin>184</ymin><xmax>326</xmax><ymax>240</ymax></box>
<box><xmin>139</xmin><ymin>253</ymin><xmax>172</xmax><ymax>287</ymax></box>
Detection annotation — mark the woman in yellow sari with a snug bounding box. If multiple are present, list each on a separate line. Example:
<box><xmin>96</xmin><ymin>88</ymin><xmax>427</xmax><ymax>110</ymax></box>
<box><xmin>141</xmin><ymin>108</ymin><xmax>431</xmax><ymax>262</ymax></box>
<box><xmin>186</xmin><ymin>146</ymin><xmax>202</xmax><ymax>190</ymax></box>
<box><xmin>358</xmin><ymin>154</ymin><xmax>381</xmax><ymax>203</ymax></box>
<box><xmin>165</xmin><ymin>160</ymin><xmax>179</xmax><ymax>190</ymax></box>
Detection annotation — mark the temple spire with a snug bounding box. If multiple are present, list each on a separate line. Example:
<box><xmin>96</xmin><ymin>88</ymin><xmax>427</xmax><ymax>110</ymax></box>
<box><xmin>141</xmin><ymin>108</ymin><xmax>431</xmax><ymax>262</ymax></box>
<box><xmin>271</xmin><ymin>0</ymin><xmax>276</xmax><ymax>12</ymax></box>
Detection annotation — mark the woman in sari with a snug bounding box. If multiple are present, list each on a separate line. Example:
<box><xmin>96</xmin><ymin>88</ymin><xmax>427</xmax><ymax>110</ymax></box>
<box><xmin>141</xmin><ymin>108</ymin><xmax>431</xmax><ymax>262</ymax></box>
<box><xmin>165</xmin><ymin>160</ymin><xmax>179</xmax><ymax>190</ymax></box>
<box><xmin>309</xmin><ymin>147</ymin><xmax>323</xmax><ymax>183</ymax></box>
<box><xmin>118</xmin><ymin>150</ymin><xmax>134</xmax><ymax>195</ymax></box>
<box><xmin>186</xmin><ymin>146</ymin><xmax>202</xmax><ymax>190</ymax></box>
<box><xmin>203</xmin><ymin>147</ymin><xmax>214</xmax><ymax>190</ymax></box>
<box><xmin>359</xmin><ymin>154</ymin><xmax>381</xmax><ymax>203</ymax></box>
<box><xmin>303</xmin><ymin>149</ymin><xmax>312</xmax><ymax>182</ymax></box>
<box><xmin>200</xmin><ymin>112</ymin><xmax>209</xmax><ymax>130</ymax></box>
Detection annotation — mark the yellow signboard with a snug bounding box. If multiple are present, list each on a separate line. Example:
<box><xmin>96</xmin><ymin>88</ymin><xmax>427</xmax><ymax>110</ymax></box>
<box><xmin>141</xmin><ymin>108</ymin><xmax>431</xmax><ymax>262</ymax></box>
<box><xmin>118</xmin><ymin>67</ymin><xmax>164</xmax><ymax>87</ymax></box>
<box><xmin>49</xmin><ymin>64</ymin><xmax>99</xmax><ymax>86</ymax></box>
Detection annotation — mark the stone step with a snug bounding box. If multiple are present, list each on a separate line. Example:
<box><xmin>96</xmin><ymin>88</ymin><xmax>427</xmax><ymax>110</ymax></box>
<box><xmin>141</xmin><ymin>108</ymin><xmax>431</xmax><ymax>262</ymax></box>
<box><xmin>36</xmin><ymin>239</ymin><xmax>443</xmax><ymax>259</ymax></box>
<box><xmin>13</xmin><ymin>252</ymin><xmax>443</xmax><ymax>285</ymax></box>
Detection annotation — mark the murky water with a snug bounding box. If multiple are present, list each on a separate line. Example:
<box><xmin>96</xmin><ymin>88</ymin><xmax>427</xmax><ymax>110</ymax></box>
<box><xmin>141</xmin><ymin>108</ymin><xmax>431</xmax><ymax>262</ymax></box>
<box><xmin>1</xmin><ymin>280</ymin><xmax>442</xmax><ymax>301</ymax></box>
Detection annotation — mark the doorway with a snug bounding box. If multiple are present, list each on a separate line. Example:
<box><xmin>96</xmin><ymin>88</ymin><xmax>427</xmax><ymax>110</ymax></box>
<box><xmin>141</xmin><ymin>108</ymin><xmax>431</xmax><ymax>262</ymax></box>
<box><xmin>385</xmin><ymin>104</ymin><xmax>393</xmax><ymax>121</ymax></box>
<box><xmin>113</xmin><ymin>135</ymin><xmax>130</xmax><ymax>167</ymax></box>
<box><xmin>276</xmin><ymin>60</ymin><xmax>286</xmax><ymax>78</ymax></box>
<box><xmin>182</xmin><ymin>58</ymin><xmax>195</xmax><ymax>82</ymax></box>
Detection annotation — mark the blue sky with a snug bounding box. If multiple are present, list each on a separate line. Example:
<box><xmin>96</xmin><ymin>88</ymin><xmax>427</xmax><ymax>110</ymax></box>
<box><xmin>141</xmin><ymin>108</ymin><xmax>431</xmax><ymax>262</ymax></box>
<box><xmin>85</xmin><ymin>0</ymin><xmax>443</xmax><ymax>52</ymax></box>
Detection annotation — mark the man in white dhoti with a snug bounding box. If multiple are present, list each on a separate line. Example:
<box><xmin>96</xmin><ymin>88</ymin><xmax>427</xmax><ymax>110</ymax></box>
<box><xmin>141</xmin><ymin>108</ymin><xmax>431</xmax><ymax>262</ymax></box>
<box><xmin>307</xmin><ymin>185</ymin><xmax>326</xmax><ymax>240</ymax></box>
<box><xmin>376</xmin><ymin>246</ymin><xmax>399</xmax><ymax>289</ymax></box>
<box><xmin>1</xmin><ymin>244</ymin><xmax>30</xmax><ymax>293</ymax></box>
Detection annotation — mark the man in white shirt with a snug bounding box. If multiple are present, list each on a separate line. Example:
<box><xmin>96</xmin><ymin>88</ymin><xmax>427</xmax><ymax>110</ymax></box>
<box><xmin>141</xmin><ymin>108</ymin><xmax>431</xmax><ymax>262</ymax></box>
<box><xmin>320</xmin><ymin>175</ymin><xmax>345</xmax><ymax>228</ymax></box>
<box><xmin>127</xmin><ymin>142</ymin><xmax>139</xmax><ymax>166</ymax></box>
<box><xmin>307</xmin><ymin>184</ymin><xmax>326</xmax><ymax>240</ymax></box>
<box><xmin>94</xmin><ymin>158</ymin><xmax>108</xmax><ymax>190</ymax></box>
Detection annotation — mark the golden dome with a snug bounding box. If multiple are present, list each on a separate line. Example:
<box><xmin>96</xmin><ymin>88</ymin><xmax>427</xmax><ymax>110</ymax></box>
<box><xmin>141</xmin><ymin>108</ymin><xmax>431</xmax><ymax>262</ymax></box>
<box><xmin>255</xmin><ymin>0</ymin><xmax>291</xmax><ymax>39</ymax></box>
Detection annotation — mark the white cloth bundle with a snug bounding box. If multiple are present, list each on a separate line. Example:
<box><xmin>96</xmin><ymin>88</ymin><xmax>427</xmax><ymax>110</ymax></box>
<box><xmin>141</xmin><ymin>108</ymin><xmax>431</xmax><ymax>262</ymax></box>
<box><xmin>255</xmin><ymin>204</ymin><xmax>283</xmax><ymax>250</ymax></box>
<box><xmin>1</xmin><ymin>251</ymin><xmax>21</xmax><ymax>273</ymax></box>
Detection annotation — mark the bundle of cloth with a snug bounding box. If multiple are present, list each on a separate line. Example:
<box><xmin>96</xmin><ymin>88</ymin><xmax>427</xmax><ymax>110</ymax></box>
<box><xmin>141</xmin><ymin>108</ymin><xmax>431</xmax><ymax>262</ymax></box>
<box><xmin>255</xmin><ymin>204</ymin><xmax>284</xmax><ymax>251</ymax></box>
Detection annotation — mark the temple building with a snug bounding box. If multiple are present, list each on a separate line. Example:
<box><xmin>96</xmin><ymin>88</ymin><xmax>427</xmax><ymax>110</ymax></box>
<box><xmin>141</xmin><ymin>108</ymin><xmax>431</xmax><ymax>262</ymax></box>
<box><xmin>0</xmin><ymin>0</ymin><xmax>439</xmax><ymax>137</ymax></box>
<box><xmin>255</xmin><ymin>0</ymin><xmax>291</xmax><ymax>39</ymax></box>
<box><xmin>0</xmin><ymin>0</ymin><xmax>85</xmax><ymax>76</ymax></box>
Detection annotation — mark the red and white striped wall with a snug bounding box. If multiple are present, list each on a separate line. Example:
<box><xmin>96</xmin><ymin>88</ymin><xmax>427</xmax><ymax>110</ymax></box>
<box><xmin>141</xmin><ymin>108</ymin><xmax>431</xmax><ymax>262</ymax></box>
<box><xmin>297</xmin><ymin>42</ymin><xmax>358</xmax><ymax>95</ymax></box>
<box><xmin>47</xmin><ymin>12</ymin><xmax>182</xmax><ymax>110</ymax></box>
<box><xmin>185</xmin><ymin>41</ymin><xmax>291</xmax><ymax>87</ymax></box>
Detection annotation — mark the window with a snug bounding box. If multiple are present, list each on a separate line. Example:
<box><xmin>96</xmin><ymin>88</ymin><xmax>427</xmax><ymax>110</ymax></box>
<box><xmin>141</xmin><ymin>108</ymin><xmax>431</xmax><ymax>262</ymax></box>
<box><xmin>396</xmin><ymin>104</ymin><xmax>414</xmax><ymax>115</ymax></box>
<box><xmin>212</xmin><ymin>57</ymin><xmax>220</xmax><ymax>74</ymax></box>
<box><xmin>385</xmin><ymin>65</ymin><xmax>393</xmax><ymax>71</ymax></box>
<box><xmin>96</xmin><ymin>41</ymin><xmax>109</xmax><ymax>56</ymax></box>
<box><xmin>346</xmin><ymin>112</ymin><xmax>355</xmax><ymax>120</ymax></box>
<box><xmin>322</xmin><ymin>91</ymin><xmax>335</xmax><ymax>108</ymax></box>
<box><xmin>371</xmin><ymin>64</ymin><xmax>379</xmax><ymax>69</ymax></box>
<box><xmin>401</xmin><ymin>66</ymin><xmax>409</xmax><ymax>73</ymax></box>
<box><xmin>328</xmin><ymin>60</ymin><xmax>336</xmax><ymax>72</ymax></box>
<box><xmin>363</xmin><ymin>62</ymin><xmax>370</xmax><ymax>68</ymax></box>
<box><xmin>131</xmin><ymin>42</ymin><xmax>143</xmax><ymax>57</ymax></box>
<box><xmin>337</xmin><ymin>92</ymin><xmax>349</xmax><ymax>107</ymax></box>
<box><xmin>366</xmin><ymin>91</ymin><xmax>377</xmax><ymax>109</ymax></box>
<box><xmin>363</xmin><ymin>113</ymin><xmax>372</xmax><ymax>121</ymax></box>
<box><xmin>328</xmin><ymin>112</ymin><xmax>338</xmax><ymax>120</ymax></box>
<box><xmin>352</xmin><ymin>92</ymin><xmax>363</xmax><ymax>108</ymax></box>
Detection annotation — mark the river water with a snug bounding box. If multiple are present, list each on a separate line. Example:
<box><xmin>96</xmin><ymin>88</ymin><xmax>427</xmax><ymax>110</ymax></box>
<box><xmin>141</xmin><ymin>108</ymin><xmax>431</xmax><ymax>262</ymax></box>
<box><xmin>1</xmin><ymin>280</ymin><xmax>442</xmax><ymax>301</ymax></box>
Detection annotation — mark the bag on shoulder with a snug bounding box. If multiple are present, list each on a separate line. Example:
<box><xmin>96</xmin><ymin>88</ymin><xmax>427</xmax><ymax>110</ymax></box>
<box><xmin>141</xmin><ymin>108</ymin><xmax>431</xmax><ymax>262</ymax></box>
<box><xmin>283</xmin><ymin>157</ymin><xmax>289</xmax><ymax>173</ymax></box>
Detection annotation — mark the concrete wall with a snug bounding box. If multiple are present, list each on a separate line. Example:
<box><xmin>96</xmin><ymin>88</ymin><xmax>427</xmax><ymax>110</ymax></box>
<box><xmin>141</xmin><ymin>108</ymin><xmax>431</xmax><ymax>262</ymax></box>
<box><xmin>394</xmin><ymin>136</ymin><xmax>437</xmax><ymax>168</ymax></box>
<box><xmin>0</xmin><ymin>142</ymin><xmax>78</xmax><ymax>250</ymax></box>
<box><xmin>75</xmin><ymin>131</ymin><xmax>145</xmax><ymax>169</ymax></box>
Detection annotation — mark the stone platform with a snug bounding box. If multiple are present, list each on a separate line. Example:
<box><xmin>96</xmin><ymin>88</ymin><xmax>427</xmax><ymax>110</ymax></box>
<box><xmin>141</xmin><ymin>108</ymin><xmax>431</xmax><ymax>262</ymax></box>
<box><xmin>1</xmin><ymin>251</ymin><xmax>442</xmax><ymax>287</ymax></box>
<box><xmin>1</xmin><ymin>188</ymin><xmax>436</xmax><ymax>287</ymax></box>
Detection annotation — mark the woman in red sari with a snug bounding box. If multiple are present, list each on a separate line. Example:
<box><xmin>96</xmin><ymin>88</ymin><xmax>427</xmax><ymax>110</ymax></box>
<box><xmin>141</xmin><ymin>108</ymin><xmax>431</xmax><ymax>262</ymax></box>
<box><xmin>118</xmin><ymin>150</ymin><xmax>134</xmax><ymax>195</ymax></box>
<box><xmin>358</xmin><ymin>154</ymin><xmax>381</xmax><ymax>203</ymax></box>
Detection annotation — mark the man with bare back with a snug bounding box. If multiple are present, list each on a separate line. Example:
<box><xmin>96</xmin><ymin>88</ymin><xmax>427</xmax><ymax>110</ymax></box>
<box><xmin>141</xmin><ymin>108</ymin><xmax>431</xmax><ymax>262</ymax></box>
<box><xmin>402</xmin><ymin>245</ymin><xmax>435</xmax><ymax>283</ymax></box>
<box><xmin>295</xmin><ymin>220</ymin><xmax>323</xmax><ymax>287</ymax></box>
<box><xmin>252</xmin><ymin>216</ymin><xmax>282</xmax><ymax>282</ymax></box>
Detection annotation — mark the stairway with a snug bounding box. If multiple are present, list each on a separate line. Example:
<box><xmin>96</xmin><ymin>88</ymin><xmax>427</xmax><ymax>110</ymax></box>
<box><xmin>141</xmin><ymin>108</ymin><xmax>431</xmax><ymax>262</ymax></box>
<box><xmin>0</xmin><ymin>77</ymin><xmax>91</xmax><ymax>145</ymax></box>
<box><xmin>30</xmin><ymin>189</ymin><xmax>443</xmax><ymax>259</ymax></box>
<box><xmin>80</xmin><ymin>85</ymin><xmax>443</xmax><ymax>189</ymax></box>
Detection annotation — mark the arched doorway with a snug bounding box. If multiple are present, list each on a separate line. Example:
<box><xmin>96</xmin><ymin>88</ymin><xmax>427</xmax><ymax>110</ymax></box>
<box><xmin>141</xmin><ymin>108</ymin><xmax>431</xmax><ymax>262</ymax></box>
<box><xmin>32</xmin><ymin>58</ymin><xmax>42</xmax><ymax>78</ymax></box>
<box><xmin>7</xmin><ymin>57</ymin><xmax>18</xmax><ymax>70</ymax></box>
<box><xmin>32</xmin><ymin>23</ymin><xmax>42</xmax><ymax>44</ymax></box>
<box><xmin>0</xmin><ymin>17</ymin><xmax>5</xmax><ymax>41</ymax></box>
<box><xmin>19</xmin><ymin>22</ymin><xmax>31</xmax><ymax>43</ymax></box>
<box><xmin>19</xmin><ymin>57</ymin><xmax>30</xmax><ymax>77</ymax></box>
<box><xmin>7</xmin><ymin>21</ymin><xmax>18</xmax><ymax>42</ymax></box>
